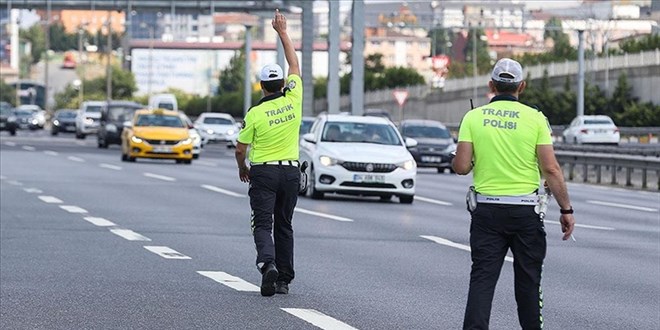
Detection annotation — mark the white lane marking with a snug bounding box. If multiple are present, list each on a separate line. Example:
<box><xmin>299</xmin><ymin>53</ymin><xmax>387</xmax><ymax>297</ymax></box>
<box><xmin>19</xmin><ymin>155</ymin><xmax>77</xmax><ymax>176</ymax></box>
<box><xmin>201</xmin><ymin>184</ymin><xmax>246</xmax><ymax>197</ymax></box>
<box><xmin>544</xmin><ymin>220</ymin><xmax>615</xmax><ymax>231</ymax></box>
<box><xmin>195</xmin><ymin>160</ymin><xmax>217</xmax><ymax>167</ymax></box>
<box><xmin>83</xmin><ymin>216</ymin><xmax>116</xmax><ymax>227</ymax></box>
<box><xmin>281</xmin><ymin>308</ymin><xmax>359</xmax><ymax>330</ymax></box>
<box><xmin>44</xmin><ymin>150</ymin><xmax>59</xmax><ymax>156</ymax></box>
<box><xmin>75</xmin><ymin>141</ymin><xmax>86</xmax><ymax>146</ymax></box>
<box><xmin>144</xmin><ymin>172</ymin><xmax>176</xmax><ymax>182</ymax></box>
<box><xmin>59</xmin><ymin>205</ymin><xmax>88</xmax><ymax>213</ymax></box>
<box><xmin>197</xmin><ymin>271</ymin><xmax>260</xmax><ymax>292</ymax></box>
<box><xmin>295</xmin><ymin>207</ymin><xmax>354</xmax><ymax>222</ymax></box>
<box><xmin>415</xmin><ymin>196</ymin><xmax>453</xmax><ymax>206</ymax></box>
<box><xmin>4</xmin><ymin>142</ymin><xmax>16</xmax><ymax>146</ymax></box>
<box><xmin>99</xmin><ymin>163</ymin><xmax>122</xmax><ymax>170</ymax></box>
<box><xmin>110</xmin><ymin>229</ymin><xmax>152</xmax><ymax>241</ymax></box>
<box><xmin>67</xmin><ymin>156</ymin><xmax>85</xmax><ymax>162</ymax></box>
<box><xmin>586</xmin><ymin>200</ymin><xmax>658</xmax><ymax>213</ymax></box>
<box><xmin>420</xmin><ymin>235</ymin><xmax>513</xmax><ymax>263</ymax></box>
<box><xmin>24</xmin><ymin>188</ymin><xmax>43</xmax><ymax>193</ymax></box>
<box><xmin>7</xmin><ymin>180</ymin><xmax>23</xmax><ymax>186</ymax></box>
<box><xmin>144</xmin><ymin>246</ymin><xmax>192</xmax><ymax>260</ymax></box>
<box><xmin>38</xmin><ymin>195</ymin><xmax>63</xmax><ymax>204</ymax></box>
<box><xmin>22</xmin><ymin>146</ymin><xmax>35</xmax><ymax>151</ymax></box>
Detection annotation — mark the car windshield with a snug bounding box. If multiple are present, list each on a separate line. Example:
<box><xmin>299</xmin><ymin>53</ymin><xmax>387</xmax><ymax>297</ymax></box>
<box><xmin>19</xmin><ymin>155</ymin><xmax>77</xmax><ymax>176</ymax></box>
<box><xmin>85</xmin><ymin>105</ymin><xmax>102</xmax><ymax>113</ymax></box>
<box><xmin>15</xmin><ymin>110</ymin><xmax>32</xmax><ymax>117</ymax></box>
<box><xmin>403</xmin><ymin>125</ymin><xmax>452</xmax><ymax>139</ymax></box>
<box><xmin>107</xmin><ymin>106</ymin><xmax>139</xmax><ymax>122</ymax></box>
<box><xmin>584</xmin><ymin>119</ymin><xmax>613</xmax><ymax>125</ymax></box>
<box><xmin>322</xmin><ymin>122</ymin><xmax>401</xmax><ymax>145</ymax></box>
<box><xmin>300</xmin><ymin>120</ymin><xmax>314</xmax><ymax>134</ymax></box>
<box><xmin>56</xmin><ymin>111</ymin><xmax>77</xmax><ymax>119</ymax></box>
<box><xmin>203</xmin><ymin>117</ymin><xmax>233</xmax><ymax>125</ymax></box>
<box><xmin>135</xmin><ymin>114</ymin><xmax>185</xmax><ymax>128</ymax></box>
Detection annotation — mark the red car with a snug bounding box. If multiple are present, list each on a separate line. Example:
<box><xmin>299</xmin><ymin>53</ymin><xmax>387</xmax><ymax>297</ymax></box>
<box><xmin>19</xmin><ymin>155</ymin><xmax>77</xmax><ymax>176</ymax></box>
<box><xmin>62</xmin><ymin>53</ymin><xmax>76</xmax><ymax>69</ymax></box>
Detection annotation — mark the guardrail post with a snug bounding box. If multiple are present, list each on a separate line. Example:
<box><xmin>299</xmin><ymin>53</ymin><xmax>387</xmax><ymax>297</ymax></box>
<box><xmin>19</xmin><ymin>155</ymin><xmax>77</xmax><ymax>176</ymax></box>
<box><xmin>583</xmin><ymin>163</ymin><xmax>588</xmax><ymax>183</ymax></box>
<box><xmin>569</xmin><ymin>163</ymin><xmax>575</xmax><ymax>181</ymax></box>
<box><xmin>611</xmin><ymin>162</ymin><xmax>617</xmax><ymax>185</ymax></box>
<box><xmin>641</xmin><ymin>168</ymin><xmax>647</xmax><ymax>189</ymax></box>
<box><xmin>596</xmin><ymin>165</ymin><xmax>602</xmax><ymax>183</ymax></box>
<box><xmin>626</xmin><ymin>167</ymin><xmax>632</xmax><ymax>187</ymax></box>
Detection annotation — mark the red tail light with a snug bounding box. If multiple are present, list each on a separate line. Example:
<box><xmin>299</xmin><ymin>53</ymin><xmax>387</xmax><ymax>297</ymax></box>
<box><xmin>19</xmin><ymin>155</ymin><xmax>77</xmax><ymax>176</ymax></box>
<box><xmin>614</xmin><ymin>128</ymin><xmax>619</xmax><ymax>133</ymax></box>
<box><xmin>580</xmin><ymin>129</ymin><xmax>588</xmax><ymax>134</ymax></box>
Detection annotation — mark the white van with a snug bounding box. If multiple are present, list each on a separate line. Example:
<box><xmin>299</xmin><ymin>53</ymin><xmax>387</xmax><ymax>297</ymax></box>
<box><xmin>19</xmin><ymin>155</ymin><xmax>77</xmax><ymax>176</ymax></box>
<box><xmin>148</xmin><ymin>94</ymin><xmax>178</xmax><ymax>111</ymax></box>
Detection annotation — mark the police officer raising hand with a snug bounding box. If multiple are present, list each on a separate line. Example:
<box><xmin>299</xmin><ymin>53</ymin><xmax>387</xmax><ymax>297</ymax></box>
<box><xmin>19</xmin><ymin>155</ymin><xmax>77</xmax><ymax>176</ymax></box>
<box><xmin>234</xmin><ymin>9</ymin><xmax>302</xmax><ymax>297</ymax></box>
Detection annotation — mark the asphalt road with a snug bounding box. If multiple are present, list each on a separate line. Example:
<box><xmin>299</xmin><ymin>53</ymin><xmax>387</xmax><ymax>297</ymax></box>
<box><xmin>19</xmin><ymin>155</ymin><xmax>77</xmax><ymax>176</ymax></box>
<box><xmin>1</xmin><ymin>130</ymin><xmax>659</xmax><ymax>329</ymax></box>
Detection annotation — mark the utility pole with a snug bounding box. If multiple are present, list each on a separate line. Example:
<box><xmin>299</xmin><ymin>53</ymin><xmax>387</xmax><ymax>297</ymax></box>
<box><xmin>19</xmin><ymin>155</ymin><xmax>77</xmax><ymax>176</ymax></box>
<box><xmin>243</xmin><ymin>24</ymin><xmax>253</xmax><ymax>116</ymax></box>
<box><xmin>577</xmin><ymin>30</ymin><xmax>585</xmax><ymax>117</ymax></box>
<box><xmin>351</xmin><ymin>0</ymin><xmax>365</xmax><ymax>115</ymax></box>
<box><xmin>106</xmin><ymin>11</ymin><xmax>112</xmax><ymax>102</ymax></box>
<box><xmin>327</xmin><ymin>0</ymin><xmax>340</xmax><ymax>114</ymax></box>
<box><xmin>78</xmin><ymin>26</ymin><xmax>84</xmax><ymax>107</ymax></box>
<box><xmin>44</xmin><ymin>0</ymin><xmax>51</xmax><ymax>111</ymax></box>
<box><xmin>472</xmin><ymin>24</ymin><xmax>478</xmax><ymax>103</ymax></box>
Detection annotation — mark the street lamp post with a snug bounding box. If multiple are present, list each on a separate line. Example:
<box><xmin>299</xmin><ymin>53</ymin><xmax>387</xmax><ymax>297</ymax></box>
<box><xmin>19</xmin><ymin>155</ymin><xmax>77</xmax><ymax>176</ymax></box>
<box><xmin>140</xmin><ymin>22</ymin><xmax>154</xmax><ymax>97</ymax></box>
<box><xmin>243</xmin><ymin>24</ymin><xmax>253</xmax><ymax>117</ymax></box>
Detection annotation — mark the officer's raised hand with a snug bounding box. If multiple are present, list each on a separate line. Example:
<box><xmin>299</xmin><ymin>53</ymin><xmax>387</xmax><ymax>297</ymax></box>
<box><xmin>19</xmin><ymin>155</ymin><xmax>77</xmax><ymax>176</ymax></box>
<box><xmin>272</xmin><ymin>9</ymin><xmax>287</xmax><ymax>34</ymax></box>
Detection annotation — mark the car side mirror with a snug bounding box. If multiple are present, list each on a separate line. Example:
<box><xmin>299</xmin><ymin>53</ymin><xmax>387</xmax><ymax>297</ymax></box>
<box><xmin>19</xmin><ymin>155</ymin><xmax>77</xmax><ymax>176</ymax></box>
<box><xmin>405</xmin><ymin>137</ymin><xmax>418</xmax><ymax>148</ymax></box>
<box><xmin>123</xmin><ymin>121</ymin><xmax>133</xmax><ymax>128</ymax></box>
<box><xmin>302</xmin><ymin>133</ymin><xmax>316</xmax><ymax>144</ymax></box>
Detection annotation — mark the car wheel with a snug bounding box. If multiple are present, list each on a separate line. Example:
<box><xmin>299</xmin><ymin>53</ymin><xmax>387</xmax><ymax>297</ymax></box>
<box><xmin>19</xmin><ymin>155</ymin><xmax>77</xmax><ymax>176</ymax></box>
<box><xmin>121</xmin><ymin>153</ymin><xmax>128</xmax><ymax>162</ymax></box>
<box><xmin>51</xmin><ymin>130</ymin><xmax>58</xmax><ymax>136</ymax></box>
<box><xmin>380</xmin><ymin>194</ymin><xmax>392</xmax><ymax>202</ymax></box>
<box><xmin>128</xmin><ymin>156</ymin><xmax>136</xmax><ymax>162</ymax></box>
<box><xmin>192</xmin><ymin>154</ymin><xmax>199</xmax><ymax>159</ymax></box>
<box><xmin>9</xmin><ymin>129</ymin><xmax>16</xmax><ymax>136</ymax></box>
<box><xmin>437</xmin><ymin>167</ymin><xmax>445</xmax><ymax>174</ymax></box>
<box><xmin>399</xmin><ymin>195</ymin><xmax>414</xmax><ymax>204</ymax></box>
<box><xmin>308</xmin><ymin>167</ymin><xmax>324</xmax><ymax>200</ymax></box>
<box><xmin>175</xmin><ymin>159</ymin><xmax>183</xmax><ymax>164</ymax></box>
<box><xmin>184</xmin><ymin>159</ymin><xmax>192</xmax><ymax>165</ymax></box>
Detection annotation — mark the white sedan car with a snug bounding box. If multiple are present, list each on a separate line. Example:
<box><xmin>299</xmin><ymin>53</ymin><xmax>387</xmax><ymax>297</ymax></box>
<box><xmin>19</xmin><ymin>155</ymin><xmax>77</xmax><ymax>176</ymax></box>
<box><xmin>562</xmin><ymin>115</ymin><xmax>620</xmax><ymax>145</ymax></box>
<box><xmin>300</xmin><ymin>114</ymin><xmax>417</xmax><ymax>204</ymax></box>
<box><xmin>194</xmin><ymin>112</ymin><xmax>240</xmax><ymax>147</ymax></box>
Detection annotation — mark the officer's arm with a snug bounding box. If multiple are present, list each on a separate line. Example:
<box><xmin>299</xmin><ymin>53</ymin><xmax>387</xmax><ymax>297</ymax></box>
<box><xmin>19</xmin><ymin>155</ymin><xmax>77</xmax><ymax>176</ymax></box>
<box><xmin>537</xmin><ymin>145</ymin><xmax>571</xmax><ymax>210</ymax></box>
<box><xmin>452</xmin><ymin>142</ymin><xmax>473</xmax><ymax>175</ymax></box>
<box><xmin>235</xmin><ymin>142</ymin><xmax>249</xmax><ymax>172</ymax></box>
<box><xmin>272</xmin><ymin>9</ymin><xmax>300</xmax><ymax>77</ymax></box>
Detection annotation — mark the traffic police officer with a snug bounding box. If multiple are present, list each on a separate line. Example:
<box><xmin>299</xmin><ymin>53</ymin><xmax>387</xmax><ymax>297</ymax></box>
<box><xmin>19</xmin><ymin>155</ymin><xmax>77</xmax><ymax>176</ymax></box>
<box><xmin>453</xmin><ymin>58</ymin><xmax>576</xmax><ymax>329</ymax></box>
<box><xmin>235</xmin><ymin>9</ymin><xmax>302</xmax><ymax>297</ymax></box>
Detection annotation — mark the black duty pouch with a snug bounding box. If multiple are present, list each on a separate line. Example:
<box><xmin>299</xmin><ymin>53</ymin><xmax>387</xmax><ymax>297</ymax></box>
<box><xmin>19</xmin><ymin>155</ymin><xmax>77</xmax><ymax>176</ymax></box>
<box><xmin>298</xmin><ymin>161</ymin><xmax>309</xmax><ymax>194</ymax></box>
<box><xmin>466</xmin><ymin>186</ymin><xmax>477</xmax><ymax>213</ymax></box>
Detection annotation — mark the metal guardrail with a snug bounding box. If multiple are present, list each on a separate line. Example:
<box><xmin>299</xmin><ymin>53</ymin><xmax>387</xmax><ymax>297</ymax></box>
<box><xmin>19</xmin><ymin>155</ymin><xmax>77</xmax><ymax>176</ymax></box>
<box><xmin>554</xmin><ymin>144</ymin><xmax>660</xmax><ymax>157</ymax></box>
<box><xmin>555</xmin><ymin>151</ymin><xmax>660</xmax><ymax>190</ymax></box>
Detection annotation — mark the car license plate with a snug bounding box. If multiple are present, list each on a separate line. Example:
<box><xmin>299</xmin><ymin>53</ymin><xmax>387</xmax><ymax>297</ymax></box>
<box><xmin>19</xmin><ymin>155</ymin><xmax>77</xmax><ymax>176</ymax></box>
<box><xmin>152</xmin><ymin>146</ymin><xmax>172</xmax><ymax>153</ymax></box>
<box><xmin>421</xmin><ymin>156</ymin><xmax>443</xmax><ymax>163</ymax></box>
<box><xmin>353</xmin><ymin>174</ymin><xmax>385</xmax><ymax>183</ymax></box>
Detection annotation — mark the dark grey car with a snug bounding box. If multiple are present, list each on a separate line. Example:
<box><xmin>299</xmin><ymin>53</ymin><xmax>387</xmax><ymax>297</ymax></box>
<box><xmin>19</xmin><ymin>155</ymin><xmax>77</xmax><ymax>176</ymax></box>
<box><xmin>400</xmin><ymin>119</ymin><xmax>456</xmax><ymax>173</ymax></box>
<box><xmin>97</xmin><ymin>101</ymin><xmax>144</xmax><ymax>148</ymax></box>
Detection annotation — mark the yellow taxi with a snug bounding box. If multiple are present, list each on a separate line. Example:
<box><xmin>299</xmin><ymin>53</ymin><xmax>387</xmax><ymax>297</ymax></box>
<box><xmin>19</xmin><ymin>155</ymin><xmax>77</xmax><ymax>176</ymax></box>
<box><xmin>121</xmin><ymin>109</ymin><xmax>194</xmax><ymax>164</ymax></box>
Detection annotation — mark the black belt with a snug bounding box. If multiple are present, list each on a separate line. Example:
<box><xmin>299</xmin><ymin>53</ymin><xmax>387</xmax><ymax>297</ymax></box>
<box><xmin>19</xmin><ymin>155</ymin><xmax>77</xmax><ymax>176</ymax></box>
<box><xmin>251</xmin><ymin>160</ymin><xmax>300</xmax><ymax>166</ymax></box>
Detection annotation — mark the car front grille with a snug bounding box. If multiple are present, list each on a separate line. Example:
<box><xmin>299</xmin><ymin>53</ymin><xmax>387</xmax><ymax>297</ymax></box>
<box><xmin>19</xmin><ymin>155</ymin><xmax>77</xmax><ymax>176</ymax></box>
<box><xmin>340</xmin><ymin>182</ymin><xmax>397</xmax><ymax>189</ymax></box>
<box><xmin>144</xmin><ymin>139</ymin><xmax>179</xmax><ymax>145</ymax></box>
<box><xmin>341</xmin><ymin>162</ymin><xmax>397</xmax><ymax>173</ymax></box>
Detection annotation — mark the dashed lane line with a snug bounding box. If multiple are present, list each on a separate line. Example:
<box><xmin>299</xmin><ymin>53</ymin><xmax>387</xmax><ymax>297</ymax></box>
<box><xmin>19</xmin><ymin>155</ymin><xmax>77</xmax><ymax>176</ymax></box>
<box><xmin>0</xmin><ymin>175</ymin><xmax>6</xmax><ymax>180</ymax></box>
<box><xmin>420</xmin><ymin>235</ymin><xmax>514</xmax><ymax>263</ymax></box>
<box><xmin>83</xmin><ymin>217</ymin><xmax>116</xmax><ymax>227</ymax></box>
<box><xmin>38</xmin><ymin>195</ymin><xmax>63</xmax><ymax>204</ymax></box>
<box><xmin>67</xmin><ymin>156</ymin><xmax>85</xmax><ymax>162</ymax></box>
<box><xmin>144</xmin><ymin>246</ymin><xmax>192</xmax><ymax>260</ymax></box>
<box><xmin>7</xmin><ymin>180</ymin><xmax>23</xmax><ymax>186</ymax></box>
<box><xmin>295</xmin><ymin>207</ymin><xmax>354</xmax><ymax>222</ymax></box>
<box><xmin>4</xmin><ymin>141</ymin><xmax>16</xmax><ymax>146</ymax></box>
<box><xmin>59</xmin><ymin>205</ymin><xmax>88</xmax><ymax>213</ymax></box>
<box><xmin>200</xmin><ymin>184</ymin><xmax>246</xmax><ymax>197</ymax></box>
<box><xmin>196</xmin><ymin>271</ymin><xmax>260</xmax><ymax>292</ymax></box>
<box><xmin>586</xmin><ymin>200</ymin><xmax>658</xmax><ymax>213</ymax></box>
<box><xmin>44</xmin><ymin>150</ymin><xmax>59</xmax><ymax>156</ymax></box>
<box><xmin>415</xmin><ymin>196</ymin><xmax>453</xmax><ymax>206</ymax></box>
<box><xmin>195</xmin><ymin>160</ymin><xmax>218</xmax><ymax>167</ymax></box>
<box><xmin>109</xmin><ymin>229</ymin><xmax>152</xmax><ymax>241</ymax></box>
<box><xmin>23</xmin><ymin>188</ymin><xmax>43</xmax><ymax>193</ymax></box>
<box><xmin>99</xmin><ymin>163</ymin><xmax>122</xmax><ymax>170</ymax></box>
<box><xmin>281</xmin><ymin>308</ymin><xmax>359</xmax><ymax>330</ymax></box>
<box><xmin>22</xmin><ymin>146</ymin><xmax>35</xmax><ymax>151</ymax></box>
<box><xmin>144</xmin><ymin>172</ymin><xmax>176</xmax><ymax>182</ymax></box>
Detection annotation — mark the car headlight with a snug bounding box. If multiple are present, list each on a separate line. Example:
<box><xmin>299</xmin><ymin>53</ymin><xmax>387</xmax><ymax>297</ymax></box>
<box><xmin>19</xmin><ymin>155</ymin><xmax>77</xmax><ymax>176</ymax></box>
<box><xmin>192</xmin><ymin>135</ymin><xmax>201</xmax><ymax>143</ymax></box>
<box><xmin>131</xmin><ymin>135</ymin><xmax>143</xmax><ymax>143</ymax></box>
<box><xmin>398</xmin><ymin>160</ymin><xmax>415</xmax><ymax>170</ymax></box>
<box><xmin>227</xmin><ymin>129</ymin><xmax>235</xmax><ymax>136</ymax></box>
<box><xmin>206</xmin><ymin>129</ymin><xmax>214</xmax><ymax>135</ymax></box>
<box><xmin>53</xmin><ymin>119</ymin><xmax>60</xmax><ymax>126</ymax></box>
<box><xmin>179</xmin><ymin>138</ymin><xmax>192</xmax><ymax>145</ymax></box>
<box><xmin>319</xmin><ymin>155</ymin><xmax>340</xmax><ymax>167</ymax></box>
<box><xmin>31</xmin><ymin>119</ymin><xmax>39</xmax><ymax>125</ymax></box>
<box><xmin>445</xmin><ymin>144</ymin><xmax>457</xmax><ymax>153</ymax></box>
<box><xmin>84</xmin><ymin>118</ymin><xmax>94</xmax><ymax>125</ymax></box>
<box><xmin>106</xmin><ymin>124</ymin><xmax>117</xmax><ymax>132</ymax></box>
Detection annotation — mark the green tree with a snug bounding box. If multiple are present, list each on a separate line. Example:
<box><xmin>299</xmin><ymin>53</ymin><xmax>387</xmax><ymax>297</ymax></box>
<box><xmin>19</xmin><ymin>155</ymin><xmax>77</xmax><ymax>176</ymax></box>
<box><xmin>608</xmin><ymin>73</ymin><xmax>634</xmax><ymax>116</ymax></box>
<box><xmin>614</xmin><ymin>102</ymin><xmax>660</xmax><ymax>126</ymax></box>
<box><xmin>54</xmin><ymin>65</ymin><xmax>137</xmax><ymax>109</ymax></box>
<box><xmin>20</xmin><ymin>25</ymin><xmax>45</xmax><ymax>64</ymax></box>
<box><xmin>428</xmin><ymin>27</ymin><xmax>453</xmax><ymax>56</ymax></box>
<box><xmin>618</xmin><ymin>34</ymin><xmax>660</xmax><ymax>54</ymax></box>
<box><xmin>218</xmin><ymin>50</ymin><xmax>245</xmax><ymax>94</ymax></box>
<box><xmin>49</xmin><ymin>23</ymin><xmax>76</xmax><ymax>51</ymax></box>
<box><xmin>0</xmin><ymin>80</ymin><xmax>16</xmax><ymax>106</ymax></box>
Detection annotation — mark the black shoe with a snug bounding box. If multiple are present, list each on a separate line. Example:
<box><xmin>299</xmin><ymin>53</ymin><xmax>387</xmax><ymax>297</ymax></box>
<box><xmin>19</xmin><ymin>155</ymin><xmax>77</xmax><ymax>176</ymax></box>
<box><xmin>260</xmin><ymin>264</ymin><xmax>278</xmax><ymax>297</ymax></box>
<box><xmin>275</xmin><ymin>281</ymin><xmax>289</xmax><ymax>294</ymax></box>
